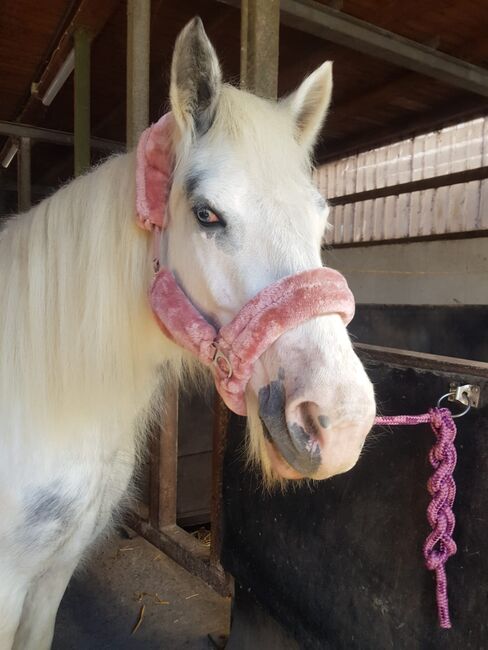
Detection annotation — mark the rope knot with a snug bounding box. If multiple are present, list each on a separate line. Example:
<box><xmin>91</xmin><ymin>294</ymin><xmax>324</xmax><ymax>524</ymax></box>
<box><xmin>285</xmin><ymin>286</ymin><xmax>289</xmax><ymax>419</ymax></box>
<box><xmin>374</xmin><ymin>406</ymin><xmax>458</xmax><ymax>629</ymax></box>
<box><xmin>423</xmin><ymin>407</ymin><xmax>458</xmax><ymax>628</ymax></box>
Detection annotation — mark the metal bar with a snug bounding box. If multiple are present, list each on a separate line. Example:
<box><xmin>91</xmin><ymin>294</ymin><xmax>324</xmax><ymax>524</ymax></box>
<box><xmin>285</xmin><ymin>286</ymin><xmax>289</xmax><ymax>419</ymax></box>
<box><xmin>158</xmin><ymin>386</ymin><xmax>179</xmax><ymax>529</ymax></box>
<box><xmin>210</xmin><ymin>395</ymin><xmax>230</xmax><ymax>566</ymax></box>
<box><xmin>355</xmin><ymin>343</ymin><xmax>488</xmax><ymax>380</ymax></box>
<box><xmin>240</xmin><ymin>0</ymin><xmax>280</xmax><ymax>99</ymax></box>
<box><xmin>0</xmin><ymin>121</ymin><xmax>122</xmax><ymax>152</ymax></box>
<box><xmin>74</xmin><ymin>27</ymin><xmax>92</xmax><ymax>176</ymax></box>
<box><xmin>280</xmin><ymin>0</ymin><xmax>488</xmax><ymax>98</ymax></box>
<box><xmin>41</xmin><ymin>50</ymin><xmax>75</xmax><ymax>107</ymax></box>
<box><xmin>219</xmin><ymin>0</ymin><xmax>488</xmax><ymax>97</ymax></box>
<box><xmin>17</xmin><ymin>137</ymin><xmax>31</xmax><ymax>212</ymax></box>
<box><xmin>126</xmin><ymin>0</ymin><xmax>151</xmax><ymax>149</ymax></box>
<box><xmin>329</xmin><ymin>166</ymin><xmax>488</xmax><ymax>207</ymax></box>
<box><xmin>1</xmin><ymin>141</ymin><xmax>19</xmax><ymax>168</ymax></box>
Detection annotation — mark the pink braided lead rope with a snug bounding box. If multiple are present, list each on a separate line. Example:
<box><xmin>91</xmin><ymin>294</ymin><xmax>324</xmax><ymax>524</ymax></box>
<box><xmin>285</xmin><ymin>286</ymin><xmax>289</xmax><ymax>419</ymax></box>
<box><xmin>374</xmin><ymin>408</ymin><xmax>458</xmax><ymax>629</ymax></box>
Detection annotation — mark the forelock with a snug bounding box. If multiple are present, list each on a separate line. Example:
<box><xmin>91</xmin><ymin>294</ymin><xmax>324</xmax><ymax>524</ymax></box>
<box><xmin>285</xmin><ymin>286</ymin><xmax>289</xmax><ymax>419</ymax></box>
<box><xmin>207</xmin><ymin>85</ymin><xmax>311</xmax><ymax>174</ymax></box>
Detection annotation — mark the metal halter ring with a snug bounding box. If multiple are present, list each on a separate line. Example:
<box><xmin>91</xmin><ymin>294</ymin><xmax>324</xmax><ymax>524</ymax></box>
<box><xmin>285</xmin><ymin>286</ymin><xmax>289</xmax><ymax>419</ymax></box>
<box><xmin>437</xmin><ymin>392</ymin><xmax>471</xmax><ymax>419</ymax></box>
<box><xmin>210</xmin><ymin>344</ymin><xmax>233</xmax><ymax>379</ymax></box>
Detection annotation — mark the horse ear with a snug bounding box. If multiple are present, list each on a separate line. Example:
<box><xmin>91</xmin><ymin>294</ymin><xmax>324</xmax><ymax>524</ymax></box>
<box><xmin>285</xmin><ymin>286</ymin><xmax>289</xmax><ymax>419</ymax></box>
<box><xmin>170</xmin><ymin>17</ymin><xmax>222</xmax><ymax>137</ymax></box>
<box><xmin>286</xmin><ymin>61</ymin><xmax>333</xmax><ymax>153</ymax></box>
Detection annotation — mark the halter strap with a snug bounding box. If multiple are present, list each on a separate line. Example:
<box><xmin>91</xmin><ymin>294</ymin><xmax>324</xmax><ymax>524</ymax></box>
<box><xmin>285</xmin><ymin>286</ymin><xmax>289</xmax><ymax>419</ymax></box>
<box><xmin>136</xmin><ymin>112</ymin><xmax>175</xmax><ymax>233</ymax></box>
<box><xmin>150</xmin><ymin>266</ymin><xmax>354</xmax><ymax>415</ymax></box>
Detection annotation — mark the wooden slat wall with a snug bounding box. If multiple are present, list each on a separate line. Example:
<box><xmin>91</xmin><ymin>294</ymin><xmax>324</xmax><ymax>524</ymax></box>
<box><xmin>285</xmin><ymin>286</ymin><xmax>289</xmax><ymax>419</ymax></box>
<box><xmin>317</xmin><ymin>117</ymin><xmax>488</xmax><ymax>244</ymax></box>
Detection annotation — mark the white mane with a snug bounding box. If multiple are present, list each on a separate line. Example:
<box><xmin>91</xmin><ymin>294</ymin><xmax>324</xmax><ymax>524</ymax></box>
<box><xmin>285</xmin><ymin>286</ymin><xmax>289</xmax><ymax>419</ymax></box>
<box><xmin>0</xmin><ymin>152</ymin><xmax>188</xmax><ymax>446</ymax></box>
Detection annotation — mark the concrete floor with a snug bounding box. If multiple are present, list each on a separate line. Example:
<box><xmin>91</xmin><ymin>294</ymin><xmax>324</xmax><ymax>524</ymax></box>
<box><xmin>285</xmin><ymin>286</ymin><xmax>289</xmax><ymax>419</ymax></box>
<box><xmin>52</xmin><ymin>528</ymin><xmax>230</xmax><ymax>649</ymax></box>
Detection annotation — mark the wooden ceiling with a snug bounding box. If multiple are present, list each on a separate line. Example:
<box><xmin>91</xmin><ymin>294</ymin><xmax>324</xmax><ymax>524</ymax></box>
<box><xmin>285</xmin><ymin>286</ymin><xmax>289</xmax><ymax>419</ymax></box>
<box><xmin>1</xmin><ymin>0</ymin><xmax>487</xmax><ymax>192</ymax></box>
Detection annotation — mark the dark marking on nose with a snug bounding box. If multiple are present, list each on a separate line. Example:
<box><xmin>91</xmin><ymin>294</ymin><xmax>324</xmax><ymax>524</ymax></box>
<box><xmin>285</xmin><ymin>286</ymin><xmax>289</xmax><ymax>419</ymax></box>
<box><xmin>258</xmin><ymin>373</ymin><xmax>287</xmax><ymax>444</ymax></box>
<box><xmin>318</xmin><ymin>415</ymin><xmax>330</xmax><ymax>429</ymax></box>
<box><xmin>289</xmin><ymin>422</ymin><xmax>313</xmax><ymax>451</ymax></box>
<box><xmin>258</xmin><ymin>369</ymin><xmax>321</xmax><ymax>476</ymax></box>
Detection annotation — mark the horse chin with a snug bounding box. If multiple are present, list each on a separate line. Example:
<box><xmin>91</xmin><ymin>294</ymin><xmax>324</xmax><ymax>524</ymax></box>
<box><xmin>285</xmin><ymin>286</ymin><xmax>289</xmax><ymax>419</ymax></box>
<box><xmin>264</xmin><ymin>440</ymin><xmax>306</xmax><ymax>480</ymax></box>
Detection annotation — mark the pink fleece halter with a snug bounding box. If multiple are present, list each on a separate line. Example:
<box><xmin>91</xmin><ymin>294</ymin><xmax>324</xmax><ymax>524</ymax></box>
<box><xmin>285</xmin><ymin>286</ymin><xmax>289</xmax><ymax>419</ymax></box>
<box><xmin>136</xmin><ymin>113</ymin><xmax>355</xmax><ymax>415</ymax></box>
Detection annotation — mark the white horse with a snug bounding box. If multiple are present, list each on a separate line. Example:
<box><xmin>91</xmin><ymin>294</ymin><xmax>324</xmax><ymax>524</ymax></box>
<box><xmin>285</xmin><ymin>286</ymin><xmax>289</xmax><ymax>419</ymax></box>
<box><xmin>0</xmin><ymin>17</ymin><xmax>375</xmax><ymax>649</ymax></box>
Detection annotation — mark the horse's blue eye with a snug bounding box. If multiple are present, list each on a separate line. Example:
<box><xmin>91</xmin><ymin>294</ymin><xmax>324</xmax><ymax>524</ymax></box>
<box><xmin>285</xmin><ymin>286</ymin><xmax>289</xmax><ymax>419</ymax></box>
<box><xmin>194</xmin><ymin>206</ymin><xmax>221</xmax><ymax>226</ymax></box>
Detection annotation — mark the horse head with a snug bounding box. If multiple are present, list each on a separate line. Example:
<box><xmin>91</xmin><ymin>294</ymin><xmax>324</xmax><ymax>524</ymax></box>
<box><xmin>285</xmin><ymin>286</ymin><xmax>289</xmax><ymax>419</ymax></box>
<box><xmin>144</xmin><ymin>18</ymin><xmax>376</xmax><ymax>483</ymax></box>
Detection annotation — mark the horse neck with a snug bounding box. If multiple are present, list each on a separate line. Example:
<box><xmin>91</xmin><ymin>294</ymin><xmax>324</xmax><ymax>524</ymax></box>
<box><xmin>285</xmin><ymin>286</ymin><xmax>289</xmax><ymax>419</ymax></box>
<box><xmin>0</xmin><ymin>152</ymin><xmax>183</xmax><ymax>444</ymax></box>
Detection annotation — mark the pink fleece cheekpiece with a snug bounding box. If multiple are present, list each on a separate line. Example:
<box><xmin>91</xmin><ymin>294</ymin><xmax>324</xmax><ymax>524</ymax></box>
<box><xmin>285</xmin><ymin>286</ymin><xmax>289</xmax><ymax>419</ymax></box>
<box><xmin>136</xmin><ymin>112</ymin><xmax>175</xmax><ymax>232</ymax></box>
<box><xmin>136</xmin><ymin>112</ymin><xmax>356</xmax><ymax>416</ymax></box>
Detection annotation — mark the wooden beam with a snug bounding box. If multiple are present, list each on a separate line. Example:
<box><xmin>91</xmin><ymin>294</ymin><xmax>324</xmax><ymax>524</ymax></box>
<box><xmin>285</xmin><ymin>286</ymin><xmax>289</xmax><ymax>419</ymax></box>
<box><xmin>329</xmin><ymin>166</ymin><xmax>488</xmax><ymax>207</ymax></box>
<box><xmin>126</xmin><ymin>0</ymin><xmax>151</xmax><ymax>149</ymax></box>
<box><xmin>319</xmin><ymin>95</ymin><xmax>487</xmax><ymax>164</ymax></box>
<box><xmin>240</xmin><ymin>0</ymin><xmax>280</xmax><ymax>99</ymax></box>
<box><xmin>219</xmin><ymin>0</ymin><xmax>488</xmax><ymax>97</ymax></box>
<box><xmin>332</xmin><ymin>72</ymin><xmax>420</xmax><ymax>124</ymax></box>
<box><xmin>17</xmin><ymin>137</ymin><xmax>31</xmax><ymax>212</ymax></box>
<box><xmin>328</xmin><ymin>228</ymin><xmax>488</xmax><ymax>250</ymax></box>
<box><xmin>0</xmin><ymin>121</ymin><xmax>122</xmax><ymax>151</ymax></box>
<box><xmin>279</xmin><ymin>0</ymin><xmax>488</xmax><ymax>97</ymax></box>
<box><xmin>0</xmin><ymin>0</ymin><xmax>120</xmax><ymax>165</ymax></box>
<box><xmin>355</xmin><ymin>344</ymin><xmax>488</xmax><ymax>380</ymax></box>
<box><xmin>35</xmin><ymin>0</ymin><xmax>120</xmax><ymax>108</ymax></box>
<box><xmin>74</xmin><ymin>27</ymin><xmax>92</xmax><ymax>176</ymax></box>
<box><xmin>129</xmin><ymin>518</ymin><xmax>230</xmax><ymax>595</ymax></box>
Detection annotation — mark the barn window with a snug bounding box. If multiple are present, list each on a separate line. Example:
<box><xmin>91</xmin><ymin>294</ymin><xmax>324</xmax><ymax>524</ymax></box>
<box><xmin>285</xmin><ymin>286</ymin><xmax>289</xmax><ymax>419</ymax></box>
<box><xmin>317</xmin><ymin>117</ymin><xmax>488</xmax><ymax>245</ymax></box>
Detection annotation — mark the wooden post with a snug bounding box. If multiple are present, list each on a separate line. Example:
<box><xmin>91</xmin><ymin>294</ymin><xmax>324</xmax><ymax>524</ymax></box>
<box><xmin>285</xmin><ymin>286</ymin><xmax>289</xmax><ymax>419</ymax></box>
<box><xmin>126</xmin><ymin>0</ymin><xmax>151</xmax><ymax>149</ymax></box>
<box><xmin>157</xmin><ymin>385</ymin><xmax>179</xmax><ymax>529</ymax></box>
<box><xmin>74</xmin><ymin>28</ymin><xmax>92</xmax><ymax>176</ymax></box>
<box><xmin>210</xmin><ymin>0</ymin><xmax>282</xmax><ymax>569</ymax></box>
<box><xmin>240</xmin><ymin>0</ymin><xmax>280</xmax><ymax>99</ymax></box>
<box><xmin>17</xmin><ymin>137</ymin><xmax>31</xmax><ymax>212</ymax></box>
<box><xmin>210</xmin><ymin>394</ymin><xmax>230</xmax><ymax>566</ymax></box>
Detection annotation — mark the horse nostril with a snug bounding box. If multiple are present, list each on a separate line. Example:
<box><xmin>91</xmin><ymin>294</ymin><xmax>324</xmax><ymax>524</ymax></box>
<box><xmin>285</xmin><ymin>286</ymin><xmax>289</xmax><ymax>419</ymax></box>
<box><xmin>294</xmin><ymin>400</ymin><xmax>328</xmax><ymax>439</ymax></box>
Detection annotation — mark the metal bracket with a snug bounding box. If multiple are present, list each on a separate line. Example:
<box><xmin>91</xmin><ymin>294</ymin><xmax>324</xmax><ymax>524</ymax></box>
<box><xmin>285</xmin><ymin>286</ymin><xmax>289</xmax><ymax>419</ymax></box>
<box><xmin>448</xmin><ymin>383</ymin><xmax>481</xmax><ymax>408</ymax></box>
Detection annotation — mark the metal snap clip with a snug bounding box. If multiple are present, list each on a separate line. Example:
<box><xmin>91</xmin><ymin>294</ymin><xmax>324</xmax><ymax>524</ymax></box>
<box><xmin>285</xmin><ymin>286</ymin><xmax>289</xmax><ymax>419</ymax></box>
<box><xmin>211</xmin><ymin>344</ymin><xmax>233</xmax><ymax>379</ymax></box>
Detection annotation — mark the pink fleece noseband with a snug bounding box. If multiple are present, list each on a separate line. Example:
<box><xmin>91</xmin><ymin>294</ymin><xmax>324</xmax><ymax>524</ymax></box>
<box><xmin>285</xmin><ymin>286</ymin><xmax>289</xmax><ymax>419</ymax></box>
<box><xmin>136</xmin><ymin>113</ymin><xmax>355</xmax><ymax>415</ymax></box>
